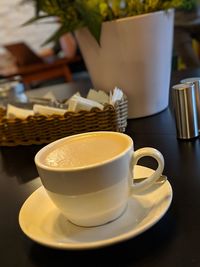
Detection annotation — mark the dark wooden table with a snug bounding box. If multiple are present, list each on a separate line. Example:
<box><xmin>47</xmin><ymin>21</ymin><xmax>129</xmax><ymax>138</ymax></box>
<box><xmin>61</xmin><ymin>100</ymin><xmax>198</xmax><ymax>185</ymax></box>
<box><xmin>1</xmin><ymin>70</ymin><xmax>200</xmax><ymax>267</ymax></box>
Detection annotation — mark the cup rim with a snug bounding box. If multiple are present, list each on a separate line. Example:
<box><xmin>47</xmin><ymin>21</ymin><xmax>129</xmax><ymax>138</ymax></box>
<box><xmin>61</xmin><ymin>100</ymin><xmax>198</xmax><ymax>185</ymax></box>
<box><xmin>34</xmin><ymin>131</ymin><xmax>133</xmax><ymax>172</ymax></box>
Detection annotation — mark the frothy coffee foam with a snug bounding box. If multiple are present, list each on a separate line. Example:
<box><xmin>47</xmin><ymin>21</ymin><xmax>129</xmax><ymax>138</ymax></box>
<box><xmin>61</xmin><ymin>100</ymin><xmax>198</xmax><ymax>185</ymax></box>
<box><xmin>42</xmin><ymin>133</ymin><xmax>130</xmax><ymax>168</ymax></box>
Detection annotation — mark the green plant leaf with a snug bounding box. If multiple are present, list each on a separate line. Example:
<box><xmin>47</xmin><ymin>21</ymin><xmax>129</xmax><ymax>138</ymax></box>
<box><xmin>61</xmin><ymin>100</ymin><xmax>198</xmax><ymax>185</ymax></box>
<box><xmin>76</xmin><ymin>1</ymin><xmax>102</xmax><ymax>45</ymax></box>
<box><xmin>21</xmin><ymin>15</ymin><xmax>51</xmax><ymax>26</ymax></box>
<box><xmin>41</xmin><ymin>25</ymin><xmax>67</xmax><ymax>46</ymax></box>
<box><xmin>22</xmin><ymin>0</ymin><xmax>192</xmax><ymax>45</ymax></box>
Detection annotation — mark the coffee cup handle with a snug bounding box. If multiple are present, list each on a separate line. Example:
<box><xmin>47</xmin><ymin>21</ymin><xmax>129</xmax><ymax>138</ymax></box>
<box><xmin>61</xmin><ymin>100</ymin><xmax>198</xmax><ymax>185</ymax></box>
<box><xmin>130</xmin><ymin>147</ymin><xmax>164</xmax><ymax>193</ymax></box>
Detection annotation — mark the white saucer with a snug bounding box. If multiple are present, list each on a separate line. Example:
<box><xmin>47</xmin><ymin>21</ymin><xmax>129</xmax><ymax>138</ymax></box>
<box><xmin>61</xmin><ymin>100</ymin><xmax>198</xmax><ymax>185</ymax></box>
<box><xmin>19</xmin><ymin>165</ymin><xmax>172</xmax><ymax>250</ymax></box>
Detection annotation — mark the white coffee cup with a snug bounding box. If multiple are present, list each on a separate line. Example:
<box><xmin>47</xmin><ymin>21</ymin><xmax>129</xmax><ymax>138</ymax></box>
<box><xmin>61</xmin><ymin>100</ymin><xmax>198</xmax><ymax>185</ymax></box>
<box><xmin>35</xmin><ymin>131</ymin><xmax>164</xmax><ymax>227</ymax></box>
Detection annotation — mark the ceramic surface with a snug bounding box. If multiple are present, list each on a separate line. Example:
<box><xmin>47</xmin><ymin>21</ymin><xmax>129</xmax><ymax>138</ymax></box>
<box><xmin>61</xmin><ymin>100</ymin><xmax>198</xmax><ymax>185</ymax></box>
<box><xmin>76</xmin><ymin>10</ymin><xmax>174</xmax><ymax>118</ymax></box>
<box><xmin>19</xmin><ymin>165</ymin><xmax>172</xmax><ymax>250</ymax></box>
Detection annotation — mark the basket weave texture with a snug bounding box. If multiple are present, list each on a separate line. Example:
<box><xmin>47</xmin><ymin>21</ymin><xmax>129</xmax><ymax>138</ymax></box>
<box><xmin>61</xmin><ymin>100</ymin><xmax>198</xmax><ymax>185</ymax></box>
<box><xmin>0</xmin><ymin>98</ymin><xmax>128</xmax><ymax>146</ymax></box>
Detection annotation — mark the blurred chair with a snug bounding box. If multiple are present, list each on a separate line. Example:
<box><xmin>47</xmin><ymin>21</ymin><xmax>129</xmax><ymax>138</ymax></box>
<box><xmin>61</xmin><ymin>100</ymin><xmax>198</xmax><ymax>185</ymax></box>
<box><xmin>1</xmin><ymin>42</ymin><xmax>81</xmax><ymax>88</ymax></box>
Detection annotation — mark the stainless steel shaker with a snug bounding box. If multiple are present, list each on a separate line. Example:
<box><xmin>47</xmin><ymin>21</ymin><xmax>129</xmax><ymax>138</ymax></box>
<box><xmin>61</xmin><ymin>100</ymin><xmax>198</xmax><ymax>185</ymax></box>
<box><xmin>180</xmin><ymin>77</ymin><xmax>200</xmax><ymax>131</ymax></box>
<box><xmin>172</xmin><ymin>83</ymin><xmax>199</xmax><ymax>139</ymax></box>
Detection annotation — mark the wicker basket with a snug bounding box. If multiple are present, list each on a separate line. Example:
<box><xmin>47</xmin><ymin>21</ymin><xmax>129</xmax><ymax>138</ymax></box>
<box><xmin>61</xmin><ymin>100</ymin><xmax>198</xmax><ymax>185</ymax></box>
<box><xmin>0</xmin><ymin>98</ymin><xmax>128</xmax><ymax>146</ymax></box>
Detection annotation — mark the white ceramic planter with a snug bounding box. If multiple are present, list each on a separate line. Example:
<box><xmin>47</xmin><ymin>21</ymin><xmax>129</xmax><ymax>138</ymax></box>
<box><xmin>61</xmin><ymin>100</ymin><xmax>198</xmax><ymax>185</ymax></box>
<box><xmin>75</xmin><ymin>9</ymin><xmax>174</xmax><ymax>118</ymax></box>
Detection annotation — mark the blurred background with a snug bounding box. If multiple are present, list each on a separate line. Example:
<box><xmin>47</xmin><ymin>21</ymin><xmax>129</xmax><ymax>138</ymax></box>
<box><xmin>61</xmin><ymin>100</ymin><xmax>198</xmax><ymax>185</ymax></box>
<box><xmin>0</xmin><ymin>0</ymin><xmax>58</xmax><ymax>54</ymax></box>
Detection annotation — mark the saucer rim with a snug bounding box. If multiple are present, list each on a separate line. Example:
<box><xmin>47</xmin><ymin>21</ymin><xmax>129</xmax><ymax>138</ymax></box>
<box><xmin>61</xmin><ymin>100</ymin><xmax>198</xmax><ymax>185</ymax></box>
<box><xmin>19</xmin><ymin>165</ymin><xmax>173</xmax><ymax>250</ymax></box>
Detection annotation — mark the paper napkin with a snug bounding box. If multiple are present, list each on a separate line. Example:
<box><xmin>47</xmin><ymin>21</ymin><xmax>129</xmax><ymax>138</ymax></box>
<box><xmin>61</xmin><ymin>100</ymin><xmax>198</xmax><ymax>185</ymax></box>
<box><xmin>68</xmin><ymin>95</ymin><xmax>104</xmax><ymax>112</ymax></box>
<box><xmin>7</xmin><ymin>104</ymin><xmax>34</xmax><ymax>119</ymax></box>
<box><xmin>109</xmin><ymin>87</ymin><xmax>124</xmax><ymax>105</ymax></box>
<box><xmin>33</xmin><ymin>104</ymin><xmax>67</xmax><ymax>116</ymax></box>
<box><xmin>87</xmin><ymin>89</ymin><xmax>109</xmax><ymax>104</ymax></box>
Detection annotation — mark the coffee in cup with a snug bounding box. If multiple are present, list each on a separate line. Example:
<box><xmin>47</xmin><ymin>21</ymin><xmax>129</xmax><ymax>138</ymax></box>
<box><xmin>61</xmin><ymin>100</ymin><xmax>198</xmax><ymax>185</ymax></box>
<box><xmin>35</xmin><ymin>131</ymin><xmax>164</xmax><ymax>227</ymax></box>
